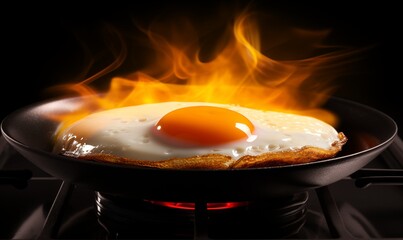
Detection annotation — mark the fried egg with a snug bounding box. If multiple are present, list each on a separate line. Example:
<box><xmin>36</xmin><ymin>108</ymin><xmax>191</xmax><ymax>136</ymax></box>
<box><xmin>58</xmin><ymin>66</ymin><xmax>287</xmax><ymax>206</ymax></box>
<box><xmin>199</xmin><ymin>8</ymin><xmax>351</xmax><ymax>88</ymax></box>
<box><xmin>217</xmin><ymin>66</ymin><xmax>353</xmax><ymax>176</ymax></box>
<box><xmin>53</xmin><ymin>101</ymin><xmax>347</xmax><ymax>169</ymax></box>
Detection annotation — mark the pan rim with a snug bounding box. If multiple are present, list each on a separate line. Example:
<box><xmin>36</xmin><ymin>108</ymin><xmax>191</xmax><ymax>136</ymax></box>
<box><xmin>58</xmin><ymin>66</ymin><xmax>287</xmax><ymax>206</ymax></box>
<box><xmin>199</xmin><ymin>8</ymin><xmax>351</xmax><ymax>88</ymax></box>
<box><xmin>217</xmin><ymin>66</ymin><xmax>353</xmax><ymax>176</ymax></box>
<box><xmin>0</xmin><ymin>95</ymin><xmax>398</xmax><ymax>172</ymax></box>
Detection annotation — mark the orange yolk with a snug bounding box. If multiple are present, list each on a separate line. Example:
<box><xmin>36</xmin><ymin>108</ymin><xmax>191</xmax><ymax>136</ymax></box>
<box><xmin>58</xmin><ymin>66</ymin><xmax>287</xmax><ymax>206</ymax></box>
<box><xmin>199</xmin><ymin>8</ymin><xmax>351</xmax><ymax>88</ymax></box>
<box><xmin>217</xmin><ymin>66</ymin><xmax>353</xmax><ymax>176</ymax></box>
<box><xmin>153</xmin><ymin>106</ymin><xmax>256</xmax><ymax>147</ymax></box>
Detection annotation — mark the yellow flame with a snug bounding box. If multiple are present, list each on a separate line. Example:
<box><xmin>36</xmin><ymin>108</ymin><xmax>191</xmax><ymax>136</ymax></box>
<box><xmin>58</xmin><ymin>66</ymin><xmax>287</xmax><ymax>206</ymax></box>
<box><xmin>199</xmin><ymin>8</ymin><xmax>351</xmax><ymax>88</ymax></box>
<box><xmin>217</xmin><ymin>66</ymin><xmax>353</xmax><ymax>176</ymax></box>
<box><xmin>49</xmin><ymin>11</ymin><xmax>357</xmax><ymax>133</ymax></box>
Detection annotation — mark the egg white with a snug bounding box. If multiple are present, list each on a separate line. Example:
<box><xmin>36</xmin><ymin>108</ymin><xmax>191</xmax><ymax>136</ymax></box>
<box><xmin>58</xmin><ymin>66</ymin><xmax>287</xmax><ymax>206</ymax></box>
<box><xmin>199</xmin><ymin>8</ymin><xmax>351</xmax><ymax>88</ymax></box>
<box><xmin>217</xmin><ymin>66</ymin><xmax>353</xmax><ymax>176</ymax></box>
<box><xmin>53</xmin><ymin>101</ymin><xmax>341</xmax><ymax>161</ymax></box>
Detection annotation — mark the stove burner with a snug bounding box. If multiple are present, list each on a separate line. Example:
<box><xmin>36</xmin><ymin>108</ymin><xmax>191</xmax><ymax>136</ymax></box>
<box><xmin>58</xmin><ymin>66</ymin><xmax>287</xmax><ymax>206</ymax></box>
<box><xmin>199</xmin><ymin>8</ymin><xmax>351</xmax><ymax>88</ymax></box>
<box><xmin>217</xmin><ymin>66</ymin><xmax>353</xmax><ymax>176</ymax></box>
<box><xmin>146</xmin><ymin>200</ymin><xmax>249</xmax><ymax>210</ymax></box>
<box><xmin>95</xmin><ymin>191</ymin><xmax>309</xmax><ymax>239</ymax></box>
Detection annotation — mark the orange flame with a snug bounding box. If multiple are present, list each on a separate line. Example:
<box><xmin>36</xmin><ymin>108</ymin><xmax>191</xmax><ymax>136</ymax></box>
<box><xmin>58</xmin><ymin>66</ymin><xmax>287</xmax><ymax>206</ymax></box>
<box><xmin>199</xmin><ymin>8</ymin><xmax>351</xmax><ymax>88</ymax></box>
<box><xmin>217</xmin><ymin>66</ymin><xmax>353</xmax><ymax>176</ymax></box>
<box><xmin>48</xmin><ymin>11</ymin><xmax>357</xmax><ymax>132</ymax></box>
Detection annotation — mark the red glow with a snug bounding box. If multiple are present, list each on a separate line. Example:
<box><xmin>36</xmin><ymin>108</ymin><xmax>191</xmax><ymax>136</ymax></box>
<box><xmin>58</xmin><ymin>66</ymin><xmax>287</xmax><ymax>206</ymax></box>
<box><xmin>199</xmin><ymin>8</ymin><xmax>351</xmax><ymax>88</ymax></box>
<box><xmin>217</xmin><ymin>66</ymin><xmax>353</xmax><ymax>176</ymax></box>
<box><xmin>147</xmin><ymin>200</ymin><xmax>249</xmax><ymax>210</ymax></box>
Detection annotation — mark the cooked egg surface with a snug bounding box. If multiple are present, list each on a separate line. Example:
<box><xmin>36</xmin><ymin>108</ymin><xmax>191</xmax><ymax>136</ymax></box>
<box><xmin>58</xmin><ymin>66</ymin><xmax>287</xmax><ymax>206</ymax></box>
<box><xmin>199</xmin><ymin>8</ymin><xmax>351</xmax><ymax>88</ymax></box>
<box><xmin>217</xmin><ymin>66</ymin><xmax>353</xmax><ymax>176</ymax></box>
<box><xmin>53</xmin><ymin>102</ymin><xmax>341</xmax><ymax>161</ymax></box>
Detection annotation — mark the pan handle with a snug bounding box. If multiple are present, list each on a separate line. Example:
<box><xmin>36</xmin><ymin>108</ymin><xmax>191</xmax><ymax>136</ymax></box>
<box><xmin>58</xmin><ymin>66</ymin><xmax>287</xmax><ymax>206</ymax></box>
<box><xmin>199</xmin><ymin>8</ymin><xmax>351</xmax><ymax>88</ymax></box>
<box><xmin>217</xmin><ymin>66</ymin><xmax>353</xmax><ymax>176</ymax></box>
<box><xmin>350</xmin><ymin>168</ymin><xmax>403</xmax><ymax>188</ymax></box>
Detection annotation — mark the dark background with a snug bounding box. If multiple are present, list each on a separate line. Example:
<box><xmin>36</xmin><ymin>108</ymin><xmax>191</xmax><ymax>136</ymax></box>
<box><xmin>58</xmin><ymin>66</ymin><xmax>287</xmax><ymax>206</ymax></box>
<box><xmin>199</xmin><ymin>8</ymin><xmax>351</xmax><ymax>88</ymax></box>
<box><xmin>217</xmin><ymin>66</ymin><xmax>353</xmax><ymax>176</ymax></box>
<box><xmin>2</xmin><ymin>1</ymin><xmax>401</xmax><ymax>135</ymax></box>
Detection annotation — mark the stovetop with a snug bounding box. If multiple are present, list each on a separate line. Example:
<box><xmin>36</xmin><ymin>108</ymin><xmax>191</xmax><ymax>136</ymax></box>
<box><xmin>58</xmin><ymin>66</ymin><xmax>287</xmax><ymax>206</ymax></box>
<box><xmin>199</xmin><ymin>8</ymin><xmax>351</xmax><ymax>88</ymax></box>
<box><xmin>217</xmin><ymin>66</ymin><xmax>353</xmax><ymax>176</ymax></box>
<box><xmin>1</xmin><ymin>135</ymin><xmax>402</xmax><ymax>240</ymax></box>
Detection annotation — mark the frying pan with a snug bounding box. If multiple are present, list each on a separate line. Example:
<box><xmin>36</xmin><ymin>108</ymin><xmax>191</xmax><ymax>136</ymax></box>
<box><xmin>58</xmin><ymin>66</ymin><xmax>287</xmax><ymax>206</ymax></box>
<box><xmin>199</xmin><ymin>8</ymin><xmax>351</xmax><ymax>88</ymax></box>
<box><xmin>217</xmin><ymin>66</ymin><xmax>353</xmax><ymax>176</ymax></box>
<box><xmin>0</xmin><ymin>96</ymin><xmax>397</xmax><ymax>202</ymax></box>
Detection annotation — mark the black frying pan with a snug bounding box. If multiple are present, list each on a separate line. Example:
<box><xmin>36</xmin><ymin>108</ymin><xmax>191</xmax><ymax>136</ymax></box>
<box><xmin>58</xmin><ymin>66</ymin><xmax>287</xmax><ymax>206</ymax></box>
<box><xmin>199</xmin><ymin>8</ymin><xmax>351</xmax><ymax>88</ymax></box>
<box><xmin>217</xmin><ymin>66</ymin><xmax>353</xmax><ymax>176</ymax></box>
<box><xmin>0</xmin><ymin>96</ymin><xmax>397</xmax><ymax>202</ymax></box>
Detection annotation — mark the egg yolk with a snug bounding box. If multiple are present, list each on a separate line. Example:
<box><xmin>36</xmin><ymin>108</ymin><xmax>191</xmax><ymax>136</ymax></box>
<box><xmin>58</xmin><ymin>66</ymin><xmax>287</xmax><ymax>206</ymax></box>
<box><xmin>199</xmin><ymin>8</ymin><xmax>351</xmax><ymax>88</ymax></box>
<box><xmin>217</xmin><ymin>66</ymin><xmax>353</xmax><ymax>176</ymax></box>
<box><xmin>153</xmin><ymin>106</ymin><xmax>256</xmax><ymax>147</ymax></box>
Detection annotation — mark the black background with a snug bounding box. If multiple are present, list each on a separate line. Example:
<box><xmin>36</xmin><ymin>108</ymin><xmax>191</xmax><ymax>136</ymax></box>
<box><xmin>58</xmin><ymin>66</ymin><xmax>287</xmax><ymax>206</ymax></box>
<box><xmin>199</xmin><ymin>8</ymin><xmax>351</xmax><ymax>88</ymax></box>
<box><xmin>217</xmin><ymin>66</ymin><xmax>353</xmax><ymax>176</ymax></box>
<box><xmin>2</xmin><ymin>1</ymin><xmax>401</xmax><ymax>135</ymax></box>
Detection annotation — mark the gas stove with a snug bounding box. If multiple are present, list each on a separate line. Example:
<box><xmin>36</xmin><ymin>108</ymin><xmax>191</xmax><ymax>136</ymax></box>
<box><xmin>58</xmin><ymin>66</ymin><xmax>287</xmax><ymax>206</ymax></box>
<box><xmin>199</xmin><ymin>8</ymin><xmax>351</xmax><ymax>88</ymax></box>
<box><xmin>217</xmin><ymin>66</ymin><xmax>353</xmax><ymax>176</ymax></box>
<box><xmin>1</xmin><ymin>134</ymin><xmax>402</xmax><ymax>240</ymax></box>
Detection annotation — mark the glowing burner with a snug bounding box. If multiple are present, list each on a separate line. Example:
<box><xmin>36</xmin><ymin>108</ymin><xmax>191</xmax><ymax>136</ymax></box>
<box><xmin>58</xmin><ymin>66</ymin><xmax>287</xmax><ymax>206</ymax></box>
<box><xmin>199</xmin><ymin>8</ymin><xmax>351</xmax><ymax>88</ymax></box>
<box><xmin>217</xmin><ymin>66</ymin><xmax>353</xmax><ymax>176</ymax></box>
<box><xmin>146</xmin><ymin>200</ymin><xmax>249</xmax><ymax>210</ymax></box>
<box><xmin>95</xmin><ymin>191</ymin><xmax>309</xmax><ymax>238</ymax></box>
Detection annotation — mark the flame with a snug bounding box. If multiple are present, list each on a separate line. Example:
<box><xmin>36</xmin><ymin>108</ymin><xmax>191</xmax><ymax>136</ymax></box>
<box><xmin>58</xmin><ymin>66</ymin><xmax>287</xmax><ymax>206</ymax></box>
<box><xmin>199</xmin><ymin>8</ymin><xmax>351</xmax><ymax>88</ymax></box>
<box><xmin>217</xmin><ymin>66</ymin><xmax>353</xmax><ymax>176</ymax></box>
<box><xmin>48</xmin><ymin>11</ymin><xmax>357</xmax><ymax>133</ymax></box>
<box><xmin>146</xmin><ymin>200</ymin><xmax>248</xmax><ymax>210</ymax></box>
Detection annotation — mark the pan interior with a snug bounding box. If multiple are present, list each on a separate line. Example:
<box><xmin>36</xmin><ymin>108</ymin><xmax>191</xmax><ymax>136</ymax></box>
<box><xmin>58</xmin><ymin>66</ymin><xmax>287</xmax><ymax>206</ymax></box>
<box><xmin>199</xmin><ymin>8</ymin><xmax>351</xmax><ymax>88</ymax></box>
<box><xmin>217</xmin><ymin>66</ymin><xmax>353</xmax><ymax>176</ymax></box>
<box><xmin>1</xmin><ymin>96</ymin><xmax>397</xmax><ymax>169</ymax></box>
